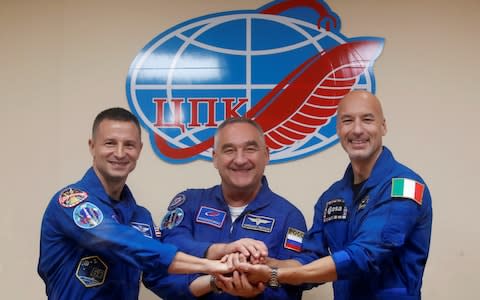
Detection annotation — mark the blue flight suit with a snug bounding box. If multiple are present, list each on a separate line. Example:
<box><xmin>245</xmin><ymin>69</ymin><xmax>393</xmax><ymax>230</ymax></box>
<box><xmin>38</xmin><ymin>168</ymin><xmax>178</xmax><ymax>300</ymax></box>
<box><xmin>299</xmin><ymin>147</ymin><xmax>432</xmax><ymax>300</ymax></box>
<box><xmin>144</xmin><ymin>177</ymin><xmax>306</xmax><ymax>299</ymax></box>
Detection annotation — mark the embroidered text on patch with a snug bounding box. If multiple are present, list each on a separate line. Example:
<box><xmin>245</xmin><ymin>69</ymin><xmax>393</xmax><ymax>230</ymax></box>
<box><xmin>323</xmin><ymin>199</ymin><xmax>347</xmax><ymax>222</ymax></box>
<box><xmin>284</xmin><ymin>227</ymin><xmax>304</xmax><ymax>252</ymax></box>
<box><xmin>196</xmin><ymin>206</ymin><xmax>226</xmax><ymax>228</ymax></box>
<box><xmin>241</xmin><ymin>214</ymin><xmax>275</xmax><ymax>233</ymax></box>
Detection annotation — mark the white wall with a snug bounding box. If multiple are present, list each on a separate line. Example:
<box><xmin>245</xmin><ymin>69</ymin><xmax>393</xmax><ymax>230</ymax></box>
<box><xmin>1</xmin><ymin>0</ymin><xmax>479</xmax><ymax>299</ymax></box>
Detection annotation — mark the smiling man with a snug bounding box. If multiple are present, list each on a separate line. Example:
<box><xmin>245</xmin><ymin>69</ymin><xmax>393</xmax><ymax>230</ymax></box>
<box><xmin>236</xmin><ymin>91</ymin><xmax>433</xmax><ymax>300</ymax></box>
<box><xmin>38</xmin><ymin>107</ymin><xmax>233</xmax><ymax>300</ymax></box>
<box><xmin>145</xmin><ymin>117</ymin><xmax>307</xmax><ymax>299</ymax></box>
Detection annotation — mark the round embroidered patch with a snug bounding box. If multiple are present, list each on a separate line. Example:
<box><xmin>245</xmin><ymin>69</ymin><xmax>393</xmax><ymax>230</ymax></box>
<box><xmin>160</xmin><ymin>207</ymin><xmax>184</xmax><ymax>230</ymax></box>
<box><xmin>167</xmin><ymin>193</ymin><xmax>186</xmax><ymax>211</ymax></box>
<box><xmin>58</xmin><ymin>188</ymin><xmax>88</xmax><ymax>208</ymax></box>
<box><xmin>73</xmin><ymin>202</ymin><xmax>104</xmax><ymax>229</ymax></box>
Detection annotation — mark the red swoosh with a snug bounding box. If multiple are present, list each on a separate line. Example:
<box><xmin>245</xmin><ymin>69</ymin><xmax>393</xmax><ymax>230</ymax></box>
<box><xmin>154</xmin><ymin>40</ymin><xmax>383</xmax><ymax>158</ymax></box>
<box><xmin>248</xmin><ymin>39</ymin><xmax>384</xmax><ymax>150</ymax></box>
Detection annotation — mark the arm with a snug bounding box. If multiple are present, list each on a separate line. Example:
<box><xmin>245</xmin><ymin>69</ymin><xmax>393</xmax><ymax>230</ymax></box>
<box><xmin>236</xmin><ymin>255</ymin><xmax>337</xmax><ymax>286</ymax></box>
<box><xmin>39</xmin><ymin>194</ymin><xmax>178</xmax><ymax>275</ymax></box>
<box><xmin>168</xmin><ymin>251</ymin><xmax>233</xmax><ymax>275</ymax></box>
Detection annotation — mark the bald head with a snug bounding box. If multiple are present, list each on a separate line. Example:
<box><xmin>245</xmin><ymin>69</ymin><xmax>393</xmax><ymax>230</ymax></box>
<box><xmin>337</xmin><ymin>90</ymin><xmax>384</xmax><ymax>120</ymax></box>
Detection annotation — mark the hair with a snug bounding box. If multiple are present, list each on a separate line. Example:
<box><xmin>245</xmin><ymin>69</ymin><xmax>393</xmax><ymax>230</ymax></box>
<box><xmin>92</xmin><ymin>107</ymin><xmax>141</xmax><ymax>138</ymax></box>
<box><xmin>214</xmin><ymin>117</ymin><xmax>266</xmax><ymax>149</ymax></box>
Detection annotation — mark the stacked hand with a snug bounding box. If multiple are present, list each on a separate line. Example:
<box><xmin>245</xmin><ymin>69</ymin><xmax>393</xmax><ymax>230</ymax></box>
<box><xmin>220</xmin><ymin>252</ymin><xmax>272</xmax><ymax>285</ymax></box>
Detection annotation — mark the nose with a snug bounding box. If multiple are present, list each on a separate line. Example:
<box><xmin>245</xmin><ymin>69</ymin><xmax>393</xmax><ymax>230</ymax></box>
<box><xmin>114</xmin><ymin>144</ymin><xmax>126</xmax><ymax>158</ymax></box>
<box><xmin>233</xmin><ymin>149</ymin><xmax>248</xmax><ymax>165</ymax></box>
<box><xmin>352</xmin><ymin>119</ymin><xmax>363</xmax><ymax>135</ymax></box>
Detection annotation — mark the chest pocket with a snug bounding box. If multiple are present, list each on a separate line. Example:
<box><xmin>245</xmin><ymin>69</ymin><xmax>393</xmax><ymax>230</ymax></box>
<box><xmin>323</xmin><ymin>199</ymin><xmax>349</xmax><ymax>251</ymax></box>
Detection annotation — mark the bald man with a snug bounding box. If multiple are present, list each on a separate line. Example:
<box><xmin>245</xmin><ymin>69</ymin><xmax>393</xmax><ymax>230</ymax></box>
<box><xmin>237</xmin><ymin>91</ymin><xmax>433</xmax><ymax>300</ymax></box>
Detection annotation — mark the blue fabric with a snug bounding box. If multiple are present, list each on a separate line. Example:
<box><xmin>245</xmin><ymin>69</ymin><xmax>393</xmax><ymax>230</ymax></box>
<box><xmin>38</xmin><ymin>168</ymin><xmax>178</xmax><ymax>300</ymax></box>
<box><xmin>144</xmin><ymin>177</ymin><xmax>307</xmax><ymax>300</ymax></box>
<box><xmin>300</xmin><ymin>147</ymin><xmax>432</xmax><ymax>300</ymax></box>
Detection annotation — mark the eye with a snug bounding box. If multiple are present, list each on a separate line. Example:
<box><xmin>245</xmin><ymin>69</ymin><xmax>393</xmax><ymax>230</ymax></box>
<box><xmin>363</xmin><ymin>117</ymin><xmax>375</xmax><ymax>123</ymax></box>
<box><xmin>245</xmin><ymin>146</ymin><xmax>259</xmax><ymax>153</ymax></box>
<box><xmin>223</xmin><ymin>148</ymin><xmax>235</xmax><ymax>155</ymax></box>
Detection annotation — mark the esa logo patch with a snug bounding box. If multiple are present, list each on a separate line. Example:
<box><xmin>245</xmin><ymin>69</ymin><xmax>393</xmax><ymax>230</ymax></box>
<box><xmin>323</xmin><ymin>199</ymin><xmax>347</xmax><ymax>223</ymax></box>
<box><xmin>75</xmin><ymin>256</ymin><xmax>107</xmax><ymax>287</ymax></box>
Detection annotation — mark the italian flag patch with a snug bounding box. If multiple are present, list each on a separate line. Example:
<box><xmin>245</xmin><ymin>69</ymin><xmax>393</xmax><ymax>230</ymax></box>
<box><xmin>391</xmin><ymin>178</ymin><xmax>424</xmax><ymax>205</ymax></box>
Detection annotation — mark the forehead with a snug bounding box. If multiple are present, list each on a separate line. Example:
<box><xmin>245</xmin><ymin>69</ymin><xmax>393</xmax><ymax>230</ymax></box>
<box><xmin>338</xmin><ymin>95</ymin><xmax>382</xmax><ymax>117</ymax></box>
<box><xmin>216</xmin><ymin>122</ymin><xmax>262</xmax><ymax>145</ymax></box>
<box><xmin>95</xmin><ymin>119</ymin><xmax>141</xmax><ymax>139</ymax></box>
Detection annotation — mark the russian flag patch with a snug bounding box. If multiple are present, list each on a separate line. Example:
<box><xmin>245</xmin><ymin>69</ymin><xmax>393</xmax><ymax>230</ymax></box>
<box><xmin>284</xmin><ymin>227</ymin><xmax>304</xmax><ymax>252</ymax></box>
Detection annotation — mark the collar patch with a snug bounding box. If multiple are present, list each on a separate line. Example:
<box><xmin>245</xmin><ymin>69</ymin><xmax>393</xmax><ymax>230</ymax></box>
<box><xmin>323</xmin><ymin>199</ymin><xmax>347</xmax><ymax>223</ymax></box>
<box><xmin>242</xmin><ymin>214</ymin><xmax>275</xmax><ymax>233</ymax></box>
<box><xmin>160</xmin><ymin>207</ymin><xmax>184</xmax><ymax>230</ymax></box>
<box><xmin>196</xmin><ymin>206</ymin><xmax>226</xmax><ymax>228</ymax></box>
<box><xmin>284</xmin><ymin>227</ymin><xmax>304</xmax><ymax>252</ymax></box>
<box><xmin>59</xmin><ymin>188</ymin><xmax>88</xmax><ymax>208</ymax></box>
<box><xmin>73</xmin><ymin>202</ymin><xmax>103</xmax><ymax>229</ymax></box>
<box><xmin>131</xmin><ymin>222</ymin><xmax>153</xmax><ymax>238</ymax></box>
<box><xmin>358</xmin><ymin>195</ymin><xmax>369</xmax><ymax>211</ymax></box>
<box><xmin>75</xmin><ymin>256</ymin><xmax>107</xmax><ymax>287</ymax></box>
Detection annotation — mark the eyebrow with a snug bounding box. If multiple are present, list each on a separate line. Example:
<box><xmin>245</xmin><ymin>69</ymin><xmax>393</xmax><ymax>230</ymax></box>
<box><xmin>221</xmin><ymin>140</ymin><xmax>259</xmax><ymax>150</ymax></box>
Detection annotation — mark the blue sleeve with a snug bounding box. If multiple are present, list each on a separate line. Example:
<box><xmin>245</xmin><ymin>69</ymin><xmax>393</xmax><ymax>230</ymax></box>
<box><xmin>160</xmin><ymin>191</ymin><xmax>212</xmax><ymax>257</ymax></box>
<box><xmin>332</xmin><ymin>185</ymin><xmax>432</xmax><ymax>280</ymax></box>
<box><xmin>143</xmin><ymin>272</ymin><xmax>199</xmax><ymax>300</ymax></box>
<box><xmin>39</xmin><ymin>192</ymin><xmax>178</xmax><ymax>274</ymax></box>
<box><xmin>266</xmin><ymin>205</ymin><xmax>307</xmax><ymax>299</ymax></box>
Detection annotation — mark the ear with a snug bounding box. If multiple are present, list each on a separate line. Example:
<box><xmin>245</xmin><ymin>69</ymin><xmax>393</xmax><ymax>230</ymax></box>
<box><xmin>88</xmin><ymin>139</ymin><xmax>94</xmax><ymax>157</ymax></box>
<box><xmin>212</xmin><ymin>150</ymin><xmax>219</xmax><ymax>169</ymax></box>
<box><xmin>265</xmin><ymin>146</ymin><xmax>270</xmax><ymax>164</ymax></box>
<box><xmin>382</xmin><ymin>118</ymin><xmax>387</xmax><ymax>136</ymax></box>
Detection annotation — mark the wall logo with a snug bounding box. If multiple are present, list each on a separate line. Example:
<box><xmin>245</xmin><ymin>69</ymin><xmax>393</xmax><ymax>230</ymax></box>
<box><xmin>126</xmin><ymin>0</ymin><xmax>383</xmax><ymax>164</ymax></box>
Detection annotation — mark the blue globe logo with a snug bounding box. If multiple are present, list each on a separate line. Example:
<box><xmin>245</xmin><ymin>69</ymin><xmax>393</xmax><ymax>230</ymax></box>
<box><xmin>126</xmin><ymin>2</ymin><xmax>382</xmax><ymax>164</ymax></box>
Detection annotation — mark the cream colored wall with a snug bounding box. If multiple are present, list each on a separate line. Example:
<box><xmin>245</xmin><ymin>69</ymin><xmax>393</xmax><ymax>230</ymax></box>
<box><xmin>1</xmin><ymin>0</ymin><xmax>478</xmax><ymax>299</ymax></box>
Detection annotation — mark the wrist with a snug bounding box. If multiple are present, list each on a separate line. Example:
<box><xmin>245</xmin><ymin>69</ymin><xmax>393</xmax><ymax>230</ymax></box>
<box><xmin>268</xmin><ymin>267</ymin><xmax>281</xmax><ymax>288</ymax></box>
<box><xmin>210</xmin><ymin>275</ymin><xmax>223</xmax><ymax>294</ymax></box>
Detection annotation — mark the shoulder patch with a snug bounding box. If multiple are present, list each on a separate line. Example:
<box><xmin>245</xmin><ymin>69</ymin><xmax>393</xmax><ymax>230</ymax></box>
<box><xmin>284</xmin><ymin>227</ymin><xmax>304</xmax><ymax>252</ymax></box>
<box><xmin>196</xmin><ymin>206</ymin><xmax>226</xmax><ymax>228</ymax></box>
<box><xmin>391</xmin><ymin>178</ymin><xmax>424</xmax><ymax>205</ymax></box>
<box><xmin>75</xmin><ymin>256</ymin><xmax>107</xmax><ymax>287</ymax></box>
<box><xmin>160</xmin><ymin>207</ymin><xmax>184</xmax><ymax>230</ymax></box>
<box><xmin>59</xmin><ymin>188</ymin><xmax>88</xmax><ymax>208</ymax></box>
<box><xmin>167</xmin><ymin>193</ymin><xmax>186</xmax><ymax>210</ymax></box>
<box><xmin>73</xmin><ymin>202</ymin><xmax>104</xmax><ymax>229</ymax></box>
<box><xmin>241</xmin><ymin>214</ymin><xmax>275</xmax><ymax>233</ymax></box>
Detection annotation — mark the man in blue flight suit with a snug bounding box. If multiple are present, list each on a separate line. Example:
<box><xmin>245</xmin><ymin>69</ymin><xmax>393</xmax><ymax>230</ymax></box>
<box><xmin>236</xmin><ymin>90</ymin><xmax>433</xmax><ymax>300</ymax></box>
<box><xmin>143</xmin><ymin>117</ymin><xmax>307</xmax><ymax>299</ymax></box>
<box><xmin>38</xmin><ymin>107</ymin><xmax>232</xmax><ymax>300</ymax></box>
